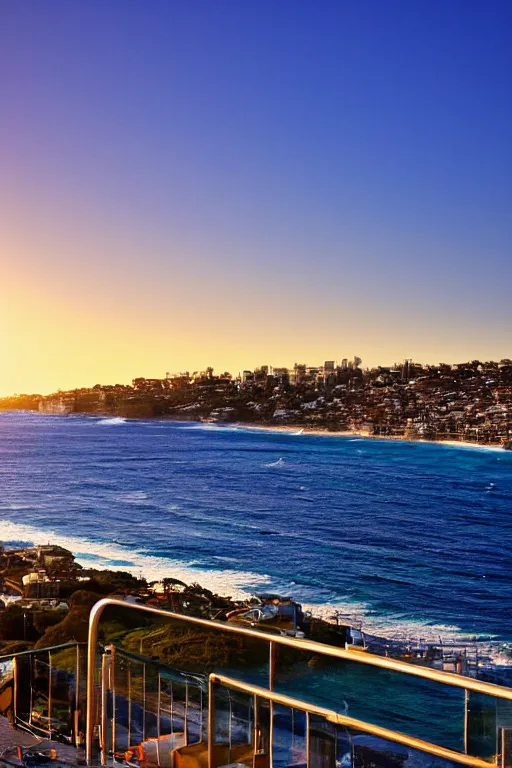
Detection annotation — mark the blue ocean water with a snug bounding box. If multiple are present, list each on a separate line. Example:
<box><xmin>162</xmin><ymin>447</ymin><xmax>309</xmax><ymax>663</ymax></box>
<box><xmin>1</xmin><ymin>411</ymin><xmax>511</xmax><ymax>645</ymax></box>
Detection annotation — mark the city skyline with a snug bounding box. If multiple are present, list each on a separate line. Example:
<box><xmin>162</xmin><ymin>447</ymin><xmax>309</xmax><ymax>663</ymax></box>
<box><xmin>1</xmin><ymin>1</ymin><xmax>511</xmax><ymax>396</ymax></box>
<box><xmin>4</xmin><ymin>352</ymin><xmax>512</xmax><ymax>398</ymax></box>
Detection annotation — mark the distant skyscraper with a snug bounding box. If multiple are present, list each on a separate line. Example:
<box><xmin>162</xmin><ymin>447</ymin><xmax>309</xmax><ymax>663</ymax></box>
<box><xmin>341</xmin><ymin>358</ymin><xmax>348</xmax><ymax>371</ymax></box>
<box><xmin>294</xmin><ymin>363</ymin><xmax>307</xmax><ymax>383</ymax></box>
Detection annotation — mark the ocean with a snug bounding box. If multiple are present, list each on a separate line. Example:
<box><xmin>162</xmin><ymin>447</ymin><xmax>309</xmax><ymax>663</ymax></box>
<box><xmin>1</xmin><ymin>411</ymin><xmax>511</xmax><ymax>648</ymax></box>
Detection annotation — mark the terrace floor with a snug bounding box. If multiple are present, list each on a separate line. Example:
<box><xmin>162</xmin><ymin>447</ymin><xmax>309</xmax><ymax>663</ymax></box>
<box><xmin>0</xmin><ymin>717</ymin><xmax>85</xmax><ymax>766</ymax></box>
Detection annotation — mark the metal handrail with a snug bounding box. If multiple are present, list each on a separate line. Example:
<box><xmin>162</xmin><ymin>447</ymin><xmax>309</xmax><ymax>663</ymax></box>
<box><xmin>9</xmin><ymin>641</ymin><xmax>85</xmax><ymax>747</ymax></box>
<box><xmin>210</xmin><ymin>673</ymin><xmax>493</xmax><ymax>768</ymax></box>
<box><xmin>103</xmin><ymin>643</ymin><xmax>206</xmax><ymax>760</ymax></box>
<box><xmin>86</xmin><ymin>598</ymin><xmax>512</xmax><ymax>764</ymax></box>
<box><xmin>107</xmin><ymin>644</ymin><xmax>207</xmax><ymax>688</ymax></box>
<box><xmin>0</xmin><ymin>641</ymin><xmax>84</xmax><ymax>662</ymax></box>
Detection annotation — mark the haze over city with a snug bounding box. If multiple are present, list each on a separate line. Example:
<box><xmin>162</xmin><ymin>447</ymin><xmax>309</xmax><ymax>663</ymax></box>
<box><xmin>1</xmin><ymin>1</ymin><xmax>511</xmax><ymax>396</ymax></box>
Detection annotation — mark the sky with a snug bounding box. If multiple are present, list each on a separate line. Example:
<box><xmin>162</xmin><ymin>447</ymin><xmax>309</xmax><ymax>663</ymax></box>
<box><xmin>0</xmin><ymin>1</ymin><xmax>511</xmax><ymax>395</ymax></box>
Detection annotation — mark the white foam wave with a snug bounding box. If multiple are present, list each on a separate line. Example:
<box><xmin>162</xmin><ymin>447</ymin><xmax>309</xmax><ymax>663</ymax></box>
<box><xmin>0</xmin><ymin>519</ymin><xmax>270</xmax><ymax>600</ymax></box>
<box><xmin>265</xmin><ymin>457</ymin><xmax>285</xmax><ymax>467</ymax></box>
<box><xmin>178</xmin><ymin>424</ymin><xmax>240</xmax><ymax>433</ymax></box>
<box><xmin>300</xmin><ymin>599</ymin><xmax>497</xmax><ymax>646</ymax></box>
<box><xmin>114</xmin><ymin>491</ymin><xmax>149</xmax><ymax>504</ymax></box>
<box><xmin>0</xmin><ymin>519</ymin><xmax>506</xmax><ymax>654</ymax></box>
<box><xmin>96</xmin><ymin>417</ymin><xmax>127</xmax><ymax>426</ymax></box>
<box><xmin>438</xmin><ymin>441</ymin><xmax>506</xmax><ymax>453</ymax></box>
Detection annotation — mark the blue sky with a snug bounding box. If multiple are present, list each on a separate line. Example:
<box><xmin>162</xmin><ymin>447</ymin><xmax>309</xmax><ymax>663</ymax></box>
<box><xmin>1</xmin><ymin>1</ymin><xmax>511</xmax><ymax>393</ymax></box>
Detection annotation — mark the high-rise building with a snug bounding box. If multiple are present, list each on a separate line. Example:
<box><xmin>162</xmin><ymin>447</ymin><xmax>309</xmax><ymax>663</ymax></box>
<box><xmin>294</xmin><ymin>363</ymin><xmax>307</xmax><ymax>384</ymax></box>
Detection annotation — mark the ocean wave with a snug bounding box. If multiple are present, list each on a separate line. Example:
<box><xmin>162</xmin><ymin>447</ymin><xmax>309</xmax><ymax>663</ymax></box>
<box><xmin>264</xmin><ymin>457</ymin><xmax>285</xmax><ymax>467</ymax></box>
<box><xmin>114</xmin><ymin>491</ymin><xmax>149</xmax><ymax>504</ymax></box>
<box><xmin>178</xmin><ymin>424</ymin><xmax>240</xmax><ymax>433</ymax></box>
<box><xmin>437</xmin><ymin>441</ymin><xmax>507</xmax><ymax>454</ymax></box>
<box><xmin>0</xmin><ymin>518</ymin><xmax>505</xmax><ymax>652</ymax></box>
<box><xmin>96</xmin><ymin>417</ymin><xmax>128</xmax><ymax>426</ymax></box>
<box><xmin>0</xmin><ymin>519</ymin><xmax>270</xmax><ymax>600</ymax></box>
<box><xmin>300</xmin><ymin>599</ymin><xmax>498</xmax><ymax>646</ymax></box>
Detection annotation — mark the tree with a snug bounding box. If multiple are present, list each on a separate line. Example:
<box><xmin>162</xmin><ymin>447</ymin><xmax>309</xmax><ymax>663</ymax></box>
<box><xmin>0</xmin><ymin>606</ymin><xmax>37</xmax><ymax>642</ymax></box>
<box><xmin>35</xmin><ymin>591</ymin><xmax>103</xmax><ymax>648</ymax></box>
<box><xmin>0</xmin><ymin>606</ymin><xmax>26</xmax><ymax>641</ymax></box>
<box><xmin>162</xmin><ymin>577</ymin><xmax>187</xmax><ymax>595</ymax></box>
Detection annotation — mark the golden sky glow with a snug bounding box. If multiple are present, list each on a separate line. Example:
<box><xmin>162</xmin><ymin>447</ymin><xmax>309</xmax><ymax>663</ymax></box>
<box><xmin>2</xmin><ymin>223</ymin><xmax>509</xmax><ymax>397</ymax></box>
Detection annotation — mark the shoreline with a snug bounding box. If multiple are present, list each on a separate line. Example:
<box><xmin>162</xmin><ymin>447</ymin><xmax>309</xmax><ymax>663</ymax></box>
<box><xmin>238</xmin><ymin>422</ymin><xmax>507</xmax><ymax>451</ymax></box>
<box><xmin>0</xmin><ymin>521</ymin><xmax>507</xmax><ymax>653</ymax></box>
<box><xmin>1</xmin><ymin>515</ymin><xmax>505</xmax><ymax>646</ymax></box>
<box><xmin>1</xmin><ymin>409</ymin><xmax>509</xmax><ymax>452</ymax></box>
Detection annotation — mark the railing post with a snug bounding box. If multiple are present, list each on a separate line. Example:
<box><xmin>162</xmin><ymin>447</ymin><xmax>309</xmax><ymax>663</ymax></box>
<box><xmin>100</xmin><ymin>652</ymin><xmax>109</xmax><ymax>765</ymax></box>
<box><xmin>228</xmin><ymin>689</ymin><xmax>233</xmax><ymax>765</ymax></box>
<box><xmin>111</xmin><ymin>646</ymin><xmax>116</xmax><ymax>757</ymax></box>
<box><xmin>75</xmin><ymin>644</ymin><xmax>81</xmax><ymax>748</ymax></box>
<box><xmin>464</xmin><ymin>688</ymin><xmax>469</xmax><ymax>755</ymax></box>
<box><xmin>252</xmin><ymin>693</ymin><xmax>258</xmax><ymax>768</ymax></box>
<box><xmin>142</xmin><ymin>661</ymin><xmax>147</xmax><ymax>743</ymax></box>
<box><xmin>247</xmin><ymin>692</ymin><xmax>252</xmax><ymax>748</ymax></box>
<box><xmin>269</xmin><ymin>641</ymin><xmax>276</xmax><ymax>691</ymax></box>
<box><xmin>170</xmin><ymin>680</ymin><xmax>174</xmax><ymax>740</ymax></box>
<box><xmin>184</xmin><ymin>680</ymin><xmax>189</xmax><ymax>747</ymax></box>
<box><xmin>200</xmin><ymin>686</ymin><xmax>204</xmax><ymax>742</ymax></box>
<box><xmin>29</xmin><ymin>653</ymin><xmax>33</xmax><ymax>728</ymax></box>
<box><xmin>86</xmin><ymin>600</ymin><xmax>106</xmax><ymax>764</ymax></box>
<box><xmin>12</xmin><ymin>656</ymin><xmax>18</xmax><ymax>725</ymax></box>
<box><xmin>156</xmin><ymin>670</ymin><xmax>161</xmax><ymax>767</ymax></box>
<box><xmin>208</xmin><ymin>676</ymin><xmax>215</xmax><ymax>768</ymax></box>
<box><xmin>305</xmin><ymin>710</ymin><xmax>310</xmax><ymax>768</ymax></box>
<box><xmin>48</xmin><ymin>651</ymin><xmax>52</xmax><ymax>742</ymax></box>
<box><xmin>127</xmin><ymin>661</ymin><xmax>132</xmax><ymax>748</ymax></box>
<box><xmin>269</xmin><ymin>642</ymin><xmax>275</xmax><ymax>768</ymax></box>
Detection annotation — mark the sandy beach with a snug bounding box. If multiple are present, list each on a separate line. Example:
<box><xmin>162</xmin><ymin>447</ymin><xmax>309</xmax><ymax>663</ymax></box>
<box><xmin>240</xmin><ymin>423</ymin><xmax>506</xmax><ymax>451</ymax></box>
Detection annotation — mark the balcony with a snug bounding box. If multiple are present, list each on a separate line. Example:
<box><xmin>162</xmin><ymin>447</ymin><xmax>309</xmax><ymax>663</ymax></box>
<box><xmin>1</xmin><ymin>599</ymin><xmax>512</xmax><ymax>767</ymax></box>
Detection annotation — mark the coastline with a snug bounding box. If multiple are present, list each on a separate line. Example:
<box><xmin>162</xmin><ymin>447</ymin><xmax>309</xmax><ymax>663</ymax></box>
<box><xmin>1</xmin><ymin>518</ymin><xmax>507</xmax><ymax>657</ymax></box>
<box><xmin>0</xmin><ymin>517</ymin><xmax>506</xmax><ymax>652</ymax></box>
<box><xmin>238</xmin><ymin>422</ymin><xmax>507</xmax><ymax>451</ymax></box>
<box><xmin>1</xmin><ymin>408</ymin><xmax>509</xmax><ymax>451</ymax></box>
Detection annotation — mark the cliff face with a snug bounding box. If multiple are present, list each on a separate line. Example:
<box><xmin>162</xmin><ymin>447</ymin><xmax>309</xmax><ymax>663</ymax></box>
<box><xmin>38</xmin><ymin>398</ymin><xmax>74</xmax><ymax>415</ymax></box>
